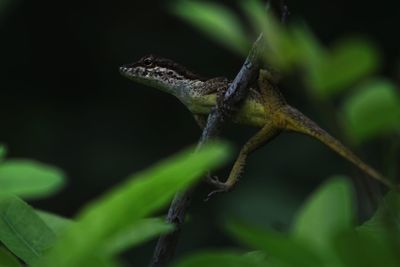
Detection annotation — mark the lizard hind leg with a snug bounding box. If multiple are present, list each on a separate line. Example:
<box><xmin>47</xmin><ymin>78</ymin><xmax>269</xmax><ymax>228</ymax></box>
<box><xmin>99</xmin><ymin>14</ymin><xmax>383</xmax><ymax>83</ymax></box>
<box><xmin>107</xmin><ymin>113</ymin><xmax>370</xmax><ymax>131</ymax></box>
<box><xmin>209</xmin><ymin>121</ymin><xmax>280</xmax><ymax>193</ymax></box>
<box><xmin>279</xmin><ymin>105</ymin><xmax>395</xmax><ymax>189</ymax></box>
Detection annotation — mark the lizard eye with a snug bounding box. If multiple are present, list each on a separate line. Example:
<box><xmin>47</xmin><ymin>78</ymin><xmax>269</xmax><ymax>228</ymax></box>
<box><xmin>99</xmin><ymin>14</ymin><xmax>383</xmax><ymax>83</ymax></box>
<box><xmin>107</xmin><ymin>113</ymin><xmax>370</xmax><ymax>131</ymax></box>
<box><xmin>143</xmin><ymin>58</ymin><xmax>152</xmax><ymax>66</ymax></box>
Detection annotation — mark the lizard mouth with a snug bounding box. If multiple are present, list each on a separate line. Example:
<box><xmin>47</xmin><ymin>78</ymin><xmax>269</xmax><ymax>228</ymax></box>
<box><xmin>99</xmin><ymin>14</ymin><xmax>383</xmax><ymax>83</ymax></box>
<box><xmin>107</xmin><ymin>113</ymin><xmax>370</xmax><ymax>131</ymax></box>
<box><xmin>119</xmin><ymin>66</ymin><xmax>130</xmax><ymax>75</ymax></box>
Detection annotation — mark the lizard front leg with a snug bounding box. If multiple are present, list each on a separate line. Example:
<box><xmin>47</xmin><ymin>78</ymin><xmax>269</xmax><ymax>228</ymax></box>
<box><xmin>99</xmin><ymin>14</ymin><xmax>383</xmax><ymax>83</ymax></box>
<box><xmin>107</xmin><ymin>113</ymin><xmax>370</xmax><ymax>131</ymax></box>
<box><xmin>208</xmin><ymin>121</ymin><xmax>281</xmax><ymax>195</ymax></box>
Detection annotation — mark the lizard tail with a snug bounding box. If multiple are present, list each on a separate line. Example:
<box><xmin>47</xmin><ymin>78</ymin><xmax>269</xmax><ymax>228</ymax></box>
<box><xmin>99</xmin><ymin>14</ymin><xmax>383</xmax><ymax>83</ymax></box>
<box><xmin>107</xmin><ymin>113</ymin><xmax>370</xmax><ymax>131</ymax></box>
<box><xmin>279</xmin><ymin>105</ymin><xmax>394</xmax><ymax>188</ymax></box>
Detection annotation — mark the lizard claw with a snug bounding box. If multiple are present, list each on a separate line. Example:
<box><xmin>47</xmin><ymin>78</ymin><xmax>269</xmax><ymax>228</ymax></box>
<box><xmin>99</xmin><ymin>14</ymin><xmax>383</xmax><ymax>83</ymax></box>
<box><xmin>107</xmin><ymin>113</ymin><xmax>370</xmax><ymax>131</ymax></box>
<box><xmin>204</xmin><ymin>187</ymin><xmax>228</xmax><ymax>202</ymax></box>
<box><xmin>205</xmin><ymin>174</ymin><xmax>234</xmax><ymax>201</ymax></box>
<box><xmin>206</xmin><ymin>174</ymin><xmax>221</xmax><ymax>184</ymax></box>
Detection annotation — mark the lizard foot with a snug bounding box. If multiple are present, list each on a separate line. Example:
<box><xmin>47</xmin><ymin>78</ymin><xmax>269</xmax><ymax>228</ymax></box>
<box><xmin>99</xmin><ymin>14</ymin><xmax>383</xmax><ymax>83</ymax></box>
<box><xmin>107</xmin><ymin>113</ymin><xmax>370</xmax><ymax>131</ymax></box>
<box><xmin>204</xmin><ymin>188</ymin><xmax>228</xmax><ymax>202</ymax></box>
<box><xmin>204</xmin><ymin>178</ymin><xmax>234</xmax><ymax>201</ymax></box>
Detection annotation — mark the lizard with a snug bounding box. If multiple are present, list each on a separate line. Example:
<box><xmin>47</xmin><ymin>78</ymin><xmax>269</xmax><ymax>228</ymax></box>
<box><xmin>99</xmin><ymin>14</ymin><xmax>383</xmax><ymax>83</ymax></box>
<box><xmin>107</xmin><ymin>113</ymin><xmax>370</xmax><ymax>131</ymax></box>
<box><xmin>119</xmin><ymin>54</ymin><xmax>395</xmax><ymax>191</ymax></box>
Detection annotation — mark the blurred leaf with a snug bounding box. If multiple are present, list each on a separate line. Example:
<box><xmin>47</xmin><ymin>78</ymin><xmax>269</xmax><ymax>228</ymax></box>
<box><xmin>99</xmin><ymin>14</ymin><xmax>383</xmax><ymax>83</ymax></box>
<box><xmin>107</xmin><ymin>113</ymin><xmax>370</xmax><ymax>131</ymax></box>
<box><xmin>0</xmin><ymin>196</ymin><xmax>56</xmax><ymax>265</ymax></box>
<box><xmin>334</xmin><ymin>230</ymin><xmax>399</xmax><ymax>267</ymax></box>
<box><xmin>227</xmin><ymin>221</ymin><xmax>322</xmax><ymax>267</ymax></box>
<box><xmin>0</xmin><ymin>246</ymin><xmax>22</xmax><ymax>267</ymax></box>
<box><xmin>36</xmin><ymin>142</ymin><xmax>231</xmax><ymax>267</ymax></box>
<box><xmin>357</xmin><ymin>191</ymin><xmax>400</xmax><ymax>242</ymax></box>
<box><xmin>172</xmin><ymin>1</ymin><xmax>249</xmax><ymax>54</ymax></box>
<box><xmin>103</xmin><ymin>218</ymin><xmax>173</xmax><ymax>255</ymax></box>
<box><xmin>36</xmin><ymin>210</ymin><xmax>73</xmax><ymax>236</ymax></box>
<box><xmin>0</xmin><ymin>160</ymin><xmax>65</xmax><ymax>199</ymax></box>
<box><xmin>242</xmin><ymin>0</ymin><xmax>299</xmax><ymax>69</ymax></box>
<box><xmin>292</xmin><ymin>176</ymin><xmax>354</xmax><ymax>252</ymax></box>
<box><xmin>172</xmin><ymin>251</ymin><xmax>268</xmax><ymax>267</ymax></box>
<box><xmin>243</xmin><ymin>251</ymin><xmax>269</xmax><ymax>265</ymax></box>
<box><xmin>0</xmin><ymin>145</ymin><xmax>6</xmax><ymax>161</ymax></box>
<box><xmin>341</xmin><ymin>79</ymin><xmax>400</xmax><ymax>144</ymax></box>
<box><xmin>308</xmin><ymin>39</ymin><xmax>380</xmax><ymax>98</ymax></box>
<box><xmin>291</xmin><ymin>23</ymin><xmax>326</xmax><ymax>68</ymax></box>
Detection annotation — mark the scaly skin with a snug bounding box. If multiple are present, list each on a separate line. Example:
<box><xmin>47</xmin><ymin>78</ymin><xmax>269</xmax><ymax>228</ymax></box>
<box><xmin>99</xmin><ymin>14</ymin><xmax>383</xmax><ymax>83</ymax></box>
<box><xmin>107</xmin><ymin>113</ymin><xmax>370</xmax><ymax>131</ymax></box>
<box><xmin>120</xmin><ymin>55</ymin><xmax>395</xmax><ymax>190</ymax></box>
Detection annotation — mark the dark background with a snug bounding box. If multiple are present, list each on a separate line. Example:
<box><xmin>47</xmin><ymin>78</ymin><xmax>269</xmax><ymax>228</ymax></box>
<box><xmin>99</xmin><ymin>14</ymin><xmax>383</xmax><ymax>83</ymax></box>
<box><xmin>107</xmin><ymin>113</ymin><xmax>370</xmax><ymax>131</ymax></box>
<box><xmin>1</xmin><ymin>0</ymin><xmax>399</xmax><ymax>265</ymax></box>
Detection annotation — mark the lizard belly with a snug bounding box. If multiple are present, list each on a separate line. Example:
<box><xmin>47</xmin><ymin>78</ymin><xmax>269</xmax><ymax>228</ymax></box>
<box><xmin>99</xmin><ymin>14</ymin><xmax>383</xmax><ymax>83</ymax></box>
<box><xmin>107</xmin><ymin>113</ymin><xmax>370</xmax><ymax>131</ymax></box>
<box><xmin>234</xmin><ymin>98</ymin><xmax>266</xmax><ymax>127</ymax></box>
<box><xmin>187</xmin><ymin>95</ymin><xmax>266</xmax><ymax>128</ymax></box>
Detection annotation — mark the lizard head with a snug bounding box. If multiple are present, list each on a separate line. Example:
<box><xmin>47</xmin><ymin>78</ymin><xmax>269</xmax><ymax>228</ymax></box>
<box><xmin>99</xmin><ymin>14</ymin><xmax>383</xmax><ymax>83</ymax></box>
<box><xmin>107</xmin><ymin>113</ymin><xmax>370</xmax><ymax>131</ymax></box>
<box><xmin>119</xmin><ymin>55</ymin><xmax>206</xmax><ymax>100</ymax></box>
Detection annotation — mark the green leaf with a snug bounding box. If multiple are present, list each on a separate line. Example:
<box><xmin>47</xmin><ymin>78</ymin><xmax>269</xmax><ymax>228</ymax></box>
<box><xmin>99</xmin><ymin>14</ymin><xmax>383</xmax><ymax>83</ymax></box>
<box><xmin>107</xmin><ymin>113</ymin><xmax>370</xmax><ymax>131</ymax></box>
<box><xmin>0</xmin><ymin>246</ymin><xmax>22</xmax><ymax>267</ymax></box>
<box><xmin>0</xmin><ymin>160</ymin><xmax>65</xmax><ymax>199</ymax></box>
<box><xmin>172</xmin><ymin>1</ymin><xmax>249</xmax><ymax>54</ymax></box>
<box><xmin>242</xmin><ymin>0</ymin><xmax>299</xmax><ymax>69</ymax></box>
<box><xmin>103</xmin><ymin>218</ymin><xmax>173</xmax><ymax>255</ymax></box>
<box><xmin>308</xmin><ymin>39</ymin><xmax>380</xmax><ymax>98</ymax></box>
<box><xmin>0</xmin><ymin>196</ymin><xmax>56</xmax><ymax>265</ymax></box>
<box><xmin>333</xmin><ymin>230</ymin><xmax>399</xmax><ymax>267</ymax></box>
<box><xmin>345</xmin><ymin>192</ymin><xmax>400</xmax><ymax>267</ymax></box>
<box><xmin>172</xmin><ymin>251</ymin><xmax>268</xmax><ymax>267</ymax></box>
<box><xmin>0</xmin><ymin>145</ymin><xmax>6</xmax><ymax>162</ymax></box>
<box><xmin>291</xmin><ymin>23</ymin><xmax>326</xmax><ymax>69</ymax></box>
<box><xmin>227</xmin><ymin>222</ymin><xmax>322</xmax><ymax>267</ymax></box>
<box><xmin>357</xmin><ymin>191</ymin><xmax>400</xmax><ymax>243</ymax></box>
<box><xmin>292</xmin><ymin>176</ymin><xmax>354</xmax><ymax>252</ymax></box>
<box><xmin>341</xmin><ymin>79</ymin><xmax>400</xmax><ymax>143</ymax></box>
<box><xmin>36</xmin><ymin>210</ymin><xmax>73</xmax><ymax>236</ymax></box>
<box><xmin>36</xmin><ymin>142</ymin><xmax>231</xmax><ymax>267</ymax></box>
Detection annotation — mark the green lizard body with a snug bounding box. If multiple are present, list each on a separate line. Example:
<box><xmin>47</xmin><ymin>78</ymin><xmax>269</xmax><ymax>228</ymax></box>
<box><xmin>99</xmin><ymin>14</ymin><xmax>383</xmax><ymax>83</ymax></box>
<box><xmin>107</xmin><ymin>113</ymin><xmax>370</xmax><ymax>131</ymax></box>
<box><xmin>120</xmin><ymin>55</ymin><xmax>394</xmax><ymax>190</ymax></box>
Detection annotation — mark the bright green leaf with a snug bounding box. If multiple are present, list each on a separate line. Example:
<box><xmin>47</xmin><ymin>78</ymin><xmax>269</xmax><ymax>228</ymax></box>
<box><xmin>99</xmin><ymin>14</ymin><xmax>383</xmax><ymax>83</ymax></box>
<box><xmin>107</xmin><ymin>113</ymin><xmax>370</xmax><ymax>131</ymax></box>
<box><xmin>36</xmin><ymin>142</ymin><xmax>231</xmax><ymax>267</ymax></box>
<box><xmin>341</xmin><ymin>79</ymin><xmax>400</xmax><ymax>144</ymax></box>
<box><xmin>172</xmin><ymin>1</ymin><xmax>249</xmax><ymax>54</ymax></box>
<box><xmin>292</xmin><ymin>176</ymin><xmax>354</xmax><ymax>252</ymax></box>
<box><xmin>103</xmin><ymin>218</ymin><xmax>173</xmax><ymax>255</ymax></box>
<box><xmin>0</xmin><ymin>160</ymin><xmax>65</xmax><ymax>199</ymax></box>
<box><xmin>172</xmin><ymin>251</ymin><xmax>267</xmax><ymax>267</ymax></box>
<box><xmin>0</xmin><ymin>246</ymin><xmax>22</xmax><ymax>267</ymax></box>
<box><xmin>308</xmin><ymin>39</ymin><xmax>380</xmax><ymax>98</ymax></box>
<box><xmin>0</xmin><ymin>196</ymin><xmax>56</xmax><ymax>265</ymax></box>
<box><xmin>36</xmin><ymin>210</ymin><xmax>73</xmax><ymax>236</ymax></box>
<box><xmin>227</xmin><ymin>221</ymin><xmax>322</xmax><ymax>267</ymax></box>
